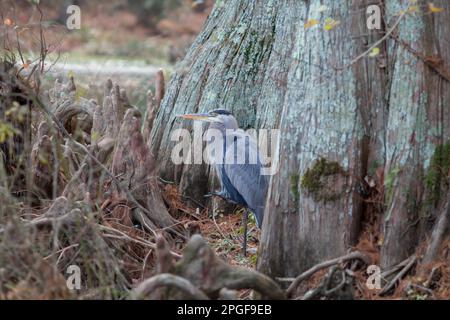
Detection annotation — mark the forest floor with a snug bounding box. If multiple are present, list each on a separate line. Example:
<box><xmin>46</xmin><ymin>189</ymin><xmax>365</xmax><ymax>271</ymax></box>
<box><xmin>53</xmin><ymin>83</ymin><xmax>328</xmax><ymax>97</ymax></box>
<box><xmin>177</xmin><ymin>210</ymin><xmax>259</xmax><ymax>299</ymax></box>
<box><xmin>162</xmin><ymin>184</ymin><xmax>259</xmax><ymax>269</ymax></box>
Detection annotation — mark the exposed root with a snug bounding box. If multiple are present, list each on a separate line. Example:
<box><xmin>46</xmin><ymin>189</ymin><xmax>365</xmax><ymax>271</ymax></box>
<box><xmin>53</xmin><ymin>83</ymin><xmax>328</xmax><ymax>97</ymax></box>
<box><xmin>379</xmin><ymin>255</ymin><xmax>417</xmax><ymax>295</ymax></box>
<box><xmin>286</xmin><ymin>251</ymin><xmax>370</xmax><ymax>298</ymax></box>
<box><xmin>132</xmin><ymin>234</ymin><xmax>285</xmax><ymax>300</ymax></box>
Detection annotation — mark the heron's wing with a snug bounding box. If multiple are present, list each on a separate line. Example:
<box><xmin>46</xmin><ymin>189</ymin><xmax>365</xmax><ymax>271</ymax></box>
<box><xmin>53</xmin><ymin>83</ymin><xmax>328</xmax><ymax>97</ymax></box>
<box><xmin>222</xmin><ymin>131</ymin><xmax>269</xmax><ymax>227</ymax></box>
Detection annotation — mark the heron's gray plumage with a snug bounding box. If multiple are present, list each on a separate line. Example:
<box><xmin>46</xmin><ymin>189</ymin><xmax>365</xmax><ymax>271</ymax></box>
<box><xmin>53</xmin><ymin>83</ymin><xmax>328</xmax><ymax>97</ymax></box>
<box><xmin>178</xmin><ymin>109</ymin><xmax>269</xmax><ymax>228</ymax></box>
<box><xmin>221</xmin><ymin>131</ymin><xmax>268</xmax><ymax>227</ymax></box>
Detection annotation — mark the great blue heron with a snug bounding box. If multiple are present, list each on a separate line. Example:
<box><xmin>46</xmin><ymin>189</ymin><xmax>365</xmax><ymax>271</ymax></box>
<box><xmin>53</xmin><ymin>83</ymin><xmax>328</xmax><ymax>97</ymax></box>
<box><xmin>178</xmin><ymin>109</ymin><xmax>269</xmax><ymax>255</ymax></box>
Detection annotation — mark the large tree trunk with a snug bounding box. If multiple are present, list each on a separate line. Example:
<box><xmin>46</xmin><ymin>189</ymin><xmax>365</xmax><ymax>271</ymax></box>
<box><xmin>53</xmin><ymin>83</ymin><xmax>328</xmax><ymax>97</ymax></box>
<box><xmin>152</xmin><ymin>0</ymin><xmax>450</xmax><ymax>278</ymax></box>
<box><xmin>380</xmin><ymin>0</ymin><xmax>450</xmax><ymax>269</ymax></box>
<box><xmin>150</xmin><ymin>0</ymin><xmax>288</xmax><ymax>203</ymax></box>
<box><xmin>257</xmin><ymin>0</ymin><xmax>376</xmax><ymax>277</ymax></box>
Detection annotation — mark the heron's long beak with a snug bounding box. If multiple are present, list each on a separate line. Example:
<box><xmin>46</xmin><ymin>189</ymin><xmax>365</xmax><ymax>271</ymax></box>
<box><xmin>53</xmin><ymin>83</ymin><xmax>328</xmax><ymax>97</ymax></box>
<box><xmin>176</xmin><ymin>113</ymin><xmax>219</xmax><ymax>122</ymax></box>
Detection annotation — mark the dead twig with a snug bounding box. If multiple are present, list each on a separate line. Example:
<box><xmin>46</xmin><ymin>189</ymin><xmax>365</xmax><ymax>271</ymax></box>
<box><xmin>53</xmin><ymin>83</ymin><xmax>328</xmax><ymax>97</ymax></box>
<box><xmin>333</xmin><ymin>7</ymin><xmax>409</xmax><ymax>71</ymax></box>
<box><xmin>98</xmin><ymin>224</ymin><xmax>182</xmax><ymax>259</ymax></box>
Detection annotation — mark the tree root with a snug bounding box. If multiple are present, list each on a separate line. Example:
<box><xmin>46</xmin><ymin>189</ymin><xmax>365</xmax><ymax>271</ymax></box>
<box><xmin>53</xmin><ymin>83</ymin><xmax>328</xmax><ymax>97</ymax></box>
<box><xmin>130</xmin><ymin>274</ymin><xmax>210</xmax><ymax>300</ymax></box>
<box><xmin>300</xmin><ymin>266</ymin><xmax>353</xmax><ymax>300</ymax></box>
<box><xmin>379</xmin><ymin>255</ymin><xmax>416</xmax><ymax>295</ymax></box>
<box><xmin>286</xmin><ymin>251</ymin><xmax>370</xmax><ymax>298</ymax></box>
<box><xmin>132</xmin><ymin>235</ymin><xmax>285</xmax><ymax>300</ymax></box>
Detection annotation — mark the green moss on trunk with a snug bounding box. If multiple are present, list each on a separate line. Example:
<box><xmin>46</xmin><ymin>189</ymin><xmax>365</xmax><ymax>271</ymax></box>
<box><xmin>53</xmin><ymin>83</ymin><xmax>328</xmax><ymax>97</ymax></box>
<box><xmin>425</xmin><ymin>141</ymin><xmax>450</xmax><ymax>207</ymax></box>
<box><xmin>301</xmin><ymin>158</ymin><xmax>348</xmax><ymax>202</ymax></box>
<box><xmin>290</xmin><ymin>174</ymin><xmax>300</xmax><ymax>204</ymax></box>
<box><xmin>384</xmin><ymin>166</ymin><xmax>400</xmax><ymax>210</ymax></box>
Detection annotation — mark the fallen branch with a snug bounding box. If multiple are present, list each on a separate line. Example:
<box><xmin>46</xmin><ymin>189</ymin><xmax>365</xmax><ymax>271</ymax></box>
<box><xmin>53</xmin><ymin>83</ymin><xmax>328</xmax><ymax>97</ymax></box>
<box><xmin>424</xmin><ymin>266</ymin><xmax>439</xmax><ymax>288</ymax></box>
<box><xmin>28</xmin><ymin>209</ymin><xmax>80</xmax><ymax>229</ymax></box>
<box><xmin>98</xmin><ymin>224</ymin><xmax>182</xmax><ymax>259</ymax></box>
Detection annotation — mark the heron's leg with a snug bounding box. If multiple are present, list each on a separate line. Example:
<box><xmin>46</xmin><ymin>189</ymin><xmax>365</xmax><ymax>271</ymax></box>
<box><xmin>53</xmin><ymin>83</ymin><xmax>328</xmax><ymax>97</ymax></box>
<box><xmin>204</xmin><ymin>191</ymin><xmax>239</xmax><ymax>205</ymax></box>
<box><xmin>242</xmin><ymin>208</ymin><xmax>249</xmax><ymax>257</ymax></box>
<box><xmin>204</xmin><ymin>190</ymin><xmax>226</xmax><ymax>199</ymax></box>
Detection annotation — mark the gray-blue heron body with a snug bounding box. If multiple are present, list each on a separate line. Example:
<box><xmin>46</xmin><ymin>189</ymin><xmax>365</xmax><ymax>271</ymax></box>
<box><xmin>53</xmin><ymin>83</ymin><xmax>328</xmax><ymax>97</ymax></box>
<box><xmin>178</xmin><ymin>110</ymin><xmax>269</xmax><ymax>254</ymax></box>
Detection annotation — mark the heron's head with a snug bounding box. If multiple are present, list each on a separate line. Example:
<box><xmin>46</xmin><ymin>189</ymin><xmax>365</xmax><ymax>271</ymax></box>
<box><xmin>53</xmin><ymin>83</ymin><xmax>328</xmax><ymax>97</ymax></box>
<box><xmin>177</xmin><ymin>109</ymin><xmax>238</xmax><ymax>130</ymax></box>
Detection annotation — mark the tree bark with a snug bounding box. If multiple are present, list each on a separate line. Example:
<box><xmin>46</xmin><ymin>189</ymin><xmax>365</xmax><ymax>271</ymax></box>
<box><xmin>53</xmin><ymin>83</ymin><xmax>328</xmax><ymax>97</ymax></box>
<box><xmin>257</xmin><ymin>0</ymin><xmax>378</xmax><ymax>277</ymax></box>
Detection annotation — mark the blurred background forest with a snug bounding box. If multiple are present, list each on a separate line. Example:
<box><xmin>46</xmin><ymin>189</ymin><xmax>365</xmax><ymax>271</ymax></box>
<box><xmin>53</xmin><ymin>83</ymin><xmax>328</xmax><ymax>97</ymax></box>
<box><xmin>1</xmin><ymin>0</ymin><xmax>213</xmax><ymax>111</ymax></box>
